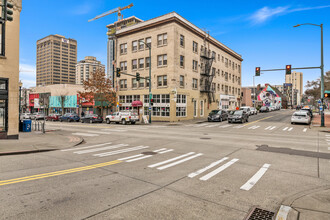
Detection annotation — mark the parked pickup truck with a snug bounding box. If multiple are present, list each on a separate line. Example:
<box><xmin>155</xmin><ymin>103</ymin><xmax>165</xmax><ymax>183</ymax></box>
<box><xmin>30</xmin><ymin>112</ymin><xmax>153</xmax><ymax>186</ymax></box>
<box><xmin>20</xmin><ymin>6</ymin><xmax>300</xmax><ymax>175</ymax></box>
<box><xmin>105</xmin><ymin>111</ymin><xmax>139</xmax><ymax>125</ymax></box>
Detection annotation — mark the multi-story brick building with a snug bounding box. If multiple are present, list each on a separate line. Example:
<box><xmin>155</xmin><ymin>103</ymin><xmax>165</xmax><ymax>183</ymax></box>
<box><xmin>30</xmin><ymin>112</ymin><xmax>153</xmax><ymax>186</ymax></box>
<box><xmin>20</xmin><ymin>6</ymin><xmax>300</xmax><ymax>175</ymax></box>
<box><xmin>36</xmin><ymin>34</ymin><xmax>77</xmax><ymax>86</ymax></box>
<box><xmin>76</xmin><ymin>56</ymin><xmax>105</xmax><ymax>85</ymax></box>
<box><xmin>110</xmin><ymin>12</ymin><xmax>243</xmax><ymax>122</ymax></box>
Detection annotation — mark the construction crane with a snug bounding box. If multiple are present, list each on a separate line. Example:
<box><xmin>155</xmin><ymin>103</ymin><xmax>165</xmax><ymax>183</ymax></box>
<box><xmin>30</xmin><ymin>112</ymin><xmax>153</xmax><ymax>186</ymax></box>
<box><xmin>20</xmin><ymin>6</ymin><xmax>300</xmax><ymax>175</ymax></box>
<box><xmin>88</xmin><ymin>3</ymin><xmax>133</xmax><ymax>22</ymax></box>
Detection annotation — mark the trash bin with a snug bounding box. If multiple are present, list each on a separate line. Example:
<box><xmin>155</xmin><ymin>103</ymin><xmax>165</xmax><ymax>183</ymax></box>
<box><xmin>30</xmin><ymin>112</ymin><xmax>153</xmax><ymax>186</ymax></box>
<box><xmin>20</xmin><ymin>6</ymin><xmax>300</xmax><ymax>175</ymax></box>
<box><xmin>23</xmin><ymin>119</ymin><xmax>32</xmax><ymax>132</ymax></box>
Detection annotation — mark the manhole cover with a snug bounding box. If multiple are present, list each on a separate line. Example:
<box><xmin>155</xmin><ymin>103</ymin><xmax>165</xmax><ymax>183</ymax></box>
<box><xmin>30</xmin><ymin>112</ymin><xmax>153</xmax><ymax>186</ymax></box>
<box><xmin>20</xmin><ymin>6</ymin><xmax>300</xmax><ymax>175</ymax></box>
<box><xmin>245</xmin><ymin>207</ymin><xmax>275</xmax><ymax>220</ymax></box>
<box><xmin>142</xmin><ymin>151</ymin><xmax>157</xmax><ymax>155</ymax></box>
<box><xmin>200</xmin><ymin>137</ymin><xmax>211</xmax><ymax>140</ymax></box>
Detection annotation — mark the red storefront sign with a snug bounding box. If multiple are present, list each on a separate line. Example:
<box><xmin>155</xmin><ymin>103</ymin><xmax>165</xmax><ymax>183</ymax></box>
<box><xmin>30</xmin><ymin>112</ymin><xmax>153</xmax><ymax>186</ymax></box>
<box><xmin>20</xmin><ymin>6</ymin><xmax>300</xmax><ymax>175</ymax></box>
<box><xmin>29</xmin><ymin>93</ymin><xmax>39</xmax><ymax>107</ymax></box>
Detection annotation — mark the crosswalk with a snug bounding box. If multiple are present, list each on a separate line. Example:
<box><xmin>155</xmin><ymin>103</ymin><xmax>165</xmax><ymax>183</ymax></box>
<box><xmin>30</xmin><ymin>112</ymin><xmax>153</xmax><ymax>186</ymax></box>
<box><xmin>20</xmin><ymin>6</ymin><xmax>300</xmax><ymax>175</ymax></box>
<box><xmin>325</xmin><ymin>134</ymin><xmax>330</xmax><ymax>151</ymax></box>
<box><xmin>185</xmin><ymin>123</ymin><xmax>309</xmax><ymax>133</ymax></box>
<box><xmin>61</xmin><ymin>142</ymin><xmax>271</xmax><ymax>191</ymax></box>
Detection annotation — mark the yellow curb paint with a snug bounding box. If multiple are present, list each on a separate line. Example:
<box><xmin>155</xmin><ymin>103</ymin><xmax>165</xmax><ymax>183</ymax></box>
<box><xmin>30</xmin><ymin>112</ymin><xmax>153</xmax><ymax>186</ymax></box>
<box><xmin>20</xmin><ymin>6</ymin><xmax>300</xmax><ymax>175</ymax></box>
<box><xmin>0</xmin><ymin>160</ymin><xmax>121</xmax><ymax>186</ymax></box>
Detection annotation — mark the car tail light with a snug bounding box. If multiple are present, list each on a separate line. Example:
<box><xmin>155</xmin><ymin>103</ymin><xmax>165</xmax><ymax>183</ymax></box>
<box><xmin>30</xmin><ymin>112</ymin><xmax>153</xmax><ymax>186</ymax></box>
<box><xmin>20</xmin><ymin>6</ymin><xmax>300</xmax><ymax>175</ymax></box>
<box><xmin>129</xmin><ymin>116</ymin><xmax>131</xmax><ymax>119</ymax></box>
<box><xmin>93</xmin><ymin>117</ymin><xmax>97</xmax><ymax>119</ymax></box>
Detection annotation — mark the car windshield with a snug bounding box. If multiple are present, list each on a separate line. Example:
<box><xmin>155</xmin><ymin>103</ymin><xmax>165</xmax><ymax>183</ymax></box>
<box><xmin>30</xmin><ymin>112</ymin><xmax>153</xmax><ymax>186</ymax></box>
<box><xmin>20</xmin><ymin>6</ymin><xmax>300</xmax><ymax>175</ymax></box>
<box><xmin>234</xmin><ymin>111</ymin><xmax>243</xmax><ymax>115</ymax></box>
<box><xmin>209</xmin><ymin>110</ymin><xmax>219</xmax><ymax>115</ymax></box>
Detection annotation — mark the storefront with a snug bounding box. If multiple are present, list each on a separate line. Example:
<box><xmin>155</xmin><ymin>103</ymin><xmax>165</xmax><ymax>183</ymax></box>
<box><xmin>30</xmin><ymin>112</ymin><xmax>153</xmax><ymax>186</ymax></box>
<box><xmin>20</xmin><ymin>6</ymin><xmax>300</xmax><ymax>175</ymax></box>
<box><xmin>49</xmin><ymin>95</ymin><xmax>78</xmax><ymax>114</ymax></box>
<box><xmin>0</xmin><ymin>78</ymin><xmax>8</xmax><ymax>135</ymax></box>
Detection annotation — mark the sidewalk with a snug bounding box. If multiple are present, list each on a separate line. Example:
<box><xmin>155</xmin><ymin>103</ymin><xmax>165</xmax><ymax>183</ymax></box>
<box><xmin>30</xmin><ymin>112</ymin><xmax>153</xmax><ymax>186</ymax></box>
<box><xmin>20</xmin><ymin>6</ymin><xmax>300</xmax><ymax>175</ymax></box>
<box><xmin>312</xmin><ymin>110</ymin><xmax>330</xmax><ymax>128</ymax></box>
<box><xmin>0</xmin><ymin>130</ymin><xmax>84</xmax><ymax>156</ymax></box>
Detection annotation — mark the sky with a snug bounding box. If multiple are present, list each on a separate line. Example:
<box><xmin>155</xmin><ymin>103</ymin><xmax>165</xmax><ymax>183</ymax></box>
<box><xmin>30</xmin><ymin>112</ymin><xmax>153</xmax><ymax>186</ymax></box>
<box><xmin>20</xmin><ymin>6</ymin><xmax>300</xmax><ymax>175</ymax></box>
<box><xmin>19</xmin><ymin>0</ymin><xmax>330</xmax><ymax>90</ymax></box>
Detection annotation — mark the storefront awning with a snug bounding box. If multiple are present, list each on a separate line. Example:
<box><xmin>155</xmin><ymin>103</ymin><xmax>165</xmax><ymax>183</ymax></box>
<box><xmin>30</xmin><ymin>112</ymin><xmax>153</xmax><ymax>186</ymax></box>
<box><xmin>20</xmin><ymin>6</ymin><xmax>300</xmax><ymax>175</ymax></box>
<box><xmin>131</xmin><ymin>100</ymin><xmax>143</xmax><ymax>107</ymax></box>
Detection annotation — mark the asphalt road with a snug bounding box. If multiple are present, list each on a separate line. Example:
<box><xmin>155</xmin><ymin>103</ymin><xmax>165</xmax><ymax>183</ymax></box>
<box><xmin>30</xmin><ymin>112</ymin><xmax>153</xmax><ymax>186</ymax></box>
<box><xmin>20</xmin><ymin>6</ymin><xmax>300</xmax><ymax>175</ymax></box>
<box><xmin>1</xmin><ymin>109</ymin><xmax>329</xmax><ymax>220</ymax></box>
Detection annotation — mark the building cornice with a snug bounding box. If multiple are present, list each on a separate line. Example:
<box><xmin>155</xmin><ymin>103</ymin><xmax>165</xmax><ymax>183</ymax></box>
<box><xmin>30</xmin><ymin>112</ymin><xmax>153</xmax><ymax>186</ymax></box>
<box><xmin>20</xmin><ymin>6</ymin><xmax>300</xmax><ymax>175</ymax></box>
<box><xmin>116</xmin><ymin>12</ymin><xmax>243</xmax><ymax>61</ymax></box>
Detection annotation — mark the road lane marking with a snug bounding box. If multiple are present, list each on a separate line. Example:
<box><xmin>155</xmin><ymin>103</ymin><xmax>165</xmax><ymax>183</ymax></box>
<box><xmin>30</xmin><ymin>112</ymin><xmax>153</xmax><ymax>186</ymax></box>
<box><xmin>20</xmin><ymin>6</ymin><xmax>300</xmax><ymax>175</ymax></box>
<box><xmin>303</xmin><ymin>128</ymin><xmax>307</xmax><ymax>132</ymax></box>
<box><xmin>118</xmin><ymin>154</ymin><xmax>143</xmax><ymax>161</ymax></box>
<box><xmin>283</xmin><ymin>127</ymin><xmax>288</xmax><ymax>131</ymax></box>
<box><xmin>200</xmin><ymin>159</ymin><xmax>239</xmax><ymax>181</ymax></box>
<box><xmin>126</xmin><ymin>155</ymin><xmax>153</xmax><ymax>162</ymax></box>
<box><xmin>72</xmin><ymin>133</ymin><xmax>99</xmax><ymax>137</ymax></box>
<box><xmin>328</xmin><ymin>147</ymin><xmax>330</xmax><ymax>150</ymax></box>
<box><xmin>188</xmin><ymin>157</ymin><xmax>229</xmax><ymax>178</ymax></box>
<box><xmin>148</xmin><ymin>152</ymin><xmax>195</xmax><ymax>168</ymax></box>
<box><xmin>62</xmin><ymin>142</ymin><xmax>112</xmax><ymax>152</ymax></box>
<box><xmin>288</xmin><ymin>127</ymin><xmax>293</xmax><ymax>131</ymax></box>
<box><xmin>269</xmin><ymin>126</ymin><xmax>276</xmax><ymax>130</ymax></box>
<box><xmin>240</xmin><ymin>164</ymin><xmax>271</xmax><ymax>191</ymax></box>
<box><xmin>248</xmin><ymin>125</ymin><xmax>260</xmax><ymax>130</ymax></box>
<box><xmin>243</xmin><ymin>116</ymin><xmax>274</xmax><ymax>127</ymax></box>
<box><xmin>159</xmin><ymin>149</ymin><xmax>174</xmax><ymax>154</ymax></box>
<box><xmin>219</xmin><ymin>124</ymin><xmax>232</xmax><ymax>128</ymax></box>
<box><xmin>195</xmin><ymin>124</ymin><xmax>208</xmax><ymax>127</ymax></box>
<box><xmin>265</xmin><ymin>126</ymin><xmax>272</xmax><ymax>130</ymax></box>
<box><xmin>94</xmin><ymin>146</ymin><xmax>149</xmax><ymax>157</ymax></box>
<box><xmin>157</xmin><ymin>153</ymin><xmax>203</xmax><ymax>170</ymax></box>
<box><xmin>0</xmin><ymin>160</ymin><xmax>121</xmax><ymax>186</ymax></box>
<box><xmin>206</xmin><ymin>124</ymin><xmax>219</xmax><ymax>128</ymax></box>
<box><xmin>234</xmin><ymin>125</ymin><xmax>245</xmax><ymax>128</ymax></box>
<box><xmin>74</xmin><ymin>144</ymin><xmax>128</xmax><ymax>154</ymax></box>
<box><xmin>153</xmin><ymin>148</ymin><xmax>167</xmax><ymax>152</ymax></box>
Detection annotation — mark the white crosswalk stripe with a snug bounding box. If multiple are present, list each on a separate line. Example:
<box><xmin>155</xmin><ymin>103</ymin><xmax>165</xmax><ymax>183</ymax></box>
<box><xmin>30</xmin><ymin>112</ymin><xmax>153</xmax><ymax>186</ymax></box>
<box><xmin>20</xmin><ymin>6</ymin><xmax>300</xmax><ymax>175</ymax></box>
<box><xmin>200</xmin><ymin>158</ymin><xmax>239</xmax><ymax>181</ymax></box>
<box><xmin>205</xmin><ymin>124</ymin><xmax>220</xmax><ymax>128</ymax></box>
<box><xmin>283</xmin><ymin>127</ymin><xmax>288</xmax><ymax>131</ymax></box>
<box><xmin>233</xmin><ymin>125</ymin><xmax>245</xmax><ymax>128</ymax></box>
<box><xmin>303</xmin><ymin>128</ymin><xmax>307</xmax><ymax>132</ymax></box>
<box><xmin>62</xmin><ymin>142</ymin><xmax>112</xmax><ymax>152</ymax></box>
<box><xmin>74</xmin><ymin>144</ymin><xmax>128</xmax><ymax>154</ymax></box>
<box><xmin>288</xmin><ymin>127</ymin><xmax>293</xmax><ymax>131</ymax></box>
<box><xmin>195</xmin><ymin>124</ymin><xmax>209</xmax><ymax>127</ymax></box>
<box><xmin>119</xmin><ymin>148</ymin><xmax>173</xmax><ymax>162</ymax></box>
<box><xmin>126</xmin><ymin>155</ymin><xmax>153</xmax><ymax>162</ymax></box>
<box><xmin>248</xmin><ymin>125</ymin><xmax>260</xmax><ymax>130</ymax></box>
<box><xmin>219</xmin><ymin>124</ymin><xmax>233</xmax><ymax>128</ymax></box>
<box><xmin>269</xmin><ymin>126</ymin><xmax>276</xmax><ymax>130</ymax></box>
<box><xmin>72</xmin><ymin>133</ymin><xmax>99</xmax><ymax>137</ymax></box>
<box><xmin>188</xmin><ymin>157</ymin><xmax>228</xmax><ymax>178</ymax></box>
<box><xmin>157</xmin><ymin>153</ymin><xmax>203</xmax><ymax>170</ymax></box>
<box><xmin>94</xmin><ymin>146</ymin><xmax>149</xmax><ymax>157</ymax></box>
<box><xmin>148</xmin><ymin>152</ymin><xmax>195</xmax><ymax>168</ymax></box>
<box><xmin>265</xmin><ymin>126</ymin><xmax>272</xmax><ymax>130</ymax></box>
<box><xmin>240</xmin><ymin>164</ymin><xmax>271</xmax><ymax>191</ymax></box>
<box><xmin>159</xmin><ymin>149</ymin><xmax>174</xmax><ymax>154</ymax></box>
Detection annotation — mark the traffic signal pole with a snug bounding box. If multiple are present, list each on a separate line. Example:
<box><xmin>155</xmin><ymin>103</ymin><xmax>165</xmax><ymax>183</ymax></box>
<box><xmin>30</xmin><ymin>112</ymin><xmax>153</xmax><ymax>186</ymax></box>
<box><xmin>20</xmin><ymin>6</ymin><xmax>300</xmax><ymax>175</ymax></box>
<box><xmin>320</xmin><ymin>24</ymin><xmax>325</xmax><ymax>127</ymax></box>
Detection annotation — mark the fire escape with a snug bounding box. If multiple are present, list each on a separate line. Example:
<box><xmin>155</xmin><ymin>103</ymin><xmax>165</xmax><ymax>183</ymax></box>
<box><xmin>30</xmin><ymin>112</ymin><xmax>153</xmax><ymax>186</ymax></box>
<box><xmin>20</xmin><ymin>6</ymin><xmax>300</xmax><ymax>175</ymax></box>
<box><xmin>200</xmin><ymin>33</ymin><xmax>215</xmax><ymax>103</ymax></box>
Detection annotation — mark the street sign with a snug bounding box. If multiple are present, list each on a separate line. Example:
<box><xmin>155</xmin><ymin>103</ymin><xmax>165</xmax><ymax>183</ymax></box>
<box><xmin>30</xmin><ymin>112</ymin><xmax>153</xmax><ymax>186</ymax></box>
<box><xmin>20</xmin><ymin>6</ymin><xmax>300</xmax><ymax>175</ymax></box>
<box><xmin>318</xmin><ymin>100</ymin><xmax>321</xmax><ymax>104</ymax></box>
<box><xmin>149</xmin><ymin>107</ymin><xmax>151</xmax><ymax>110</ymax></box>
<box><xmin>320</xmin><ymin>106</ymin><xmax>323</xmax><ymax>111</ymax></box>
<box><xmin>252</xmin><ymin>100</ymin><xmax>255</xmax><ymax>104</ymax></box>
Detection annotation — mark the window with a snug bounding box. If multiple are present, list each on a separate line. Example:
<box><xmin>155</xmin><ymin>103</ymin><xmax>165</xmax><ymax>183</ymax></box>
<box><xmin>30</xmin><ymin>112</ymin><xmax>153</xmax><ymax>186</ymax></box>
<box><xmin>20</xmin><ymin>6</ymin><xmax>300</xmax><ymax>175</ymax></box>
<box><xmin>146</xmin><ymin>77</ymin><xmax>150</xmax><ymax>87</ymax></box>
<box><xmin>139</xmin><ymin>79</ymin><xmax>145</xmax><ymax>88</ymax></box>
<box><xmin>120</xmin><ymin>79</ymin><xmax>127</xmax><ymax>89</ymax></box>
<box><xmin>193</xmin><ymin>60</ymin><xmax>198</xmax><ymax>71</ymax></box>
<box><xmin>193</xmin><ymin>41</ymin><xmax>198</xmax><ymax>53</ymax></box>
<box><xmin>120</xmin><ymin>43</ymin><xmax>127</xmax><ymax>54</ymax></box>
<box><xmin>139</xmin><ymin>39</ymin><xmax>144</xmax><ymax>50</ymax></box>
<box><xmin>180</xmin><ymin>35</ymin><xmax>185</xmax><ymax>47</ymax></box>
<box><xmin>120</xmin><ymin>61</ymin><xmax>127</xmax><ymax>71</ymax></box>
<box><xmin>138</xmin><ymin>58</ymin><xmax>144</xmax><ymax>69</ymax></box>
<box><xmin>133</xmin><ymin>95</ymin><xmax>140</xmax><ymax>101</ymax></box>
<box><xmin>177</xmin><ymin>94</ymin><xmax>186</xmax><ymax>104</ymax></box>
<box><xmin>225</xmin><ymin>72</ymin><xmax>228</xmax><ymax>81</ymax></box>
<box><xmin>144</xmin><ymin>95</ymin><xmax>149</xmax><ymax>103</ymax></box>
<box><xmin>192</xmin><ymin>78</ymin><xmax>198</xmax><ymax>89</ymax></box>
<box><xmin>212</xmin><ymin>51</ymin><xmax>216</xmax><ymax>60</ymax></box>
<box><xmin>157</xmin><ymin>75</ymin><xmax>167</xmax><ymax>87</ymax></box>
<box><xmin>157</xmin><ymin>33</ymin><xmax>167</xmax><ymax>46</ymax></box>
<box><xmin>126</xmin><ymin>95</ymin><xmax>132</xmax><ymax>103</ymax></box>
<box><xmin>161</xmin><ymin>94</ymin><xmax>170</xmax><ymax>103</ymax></box>
<box><xmin>145</xmin><ymin>57</ymin><xmax>150</xmax><ymax>68</ymax></box>
<box><xmin>180</xmin><ymin>75</ymin><xmax>184</xmax><ymax>87</ymax></box>
<box><xmin>217</xmin><ymin>84</ymin><xmax>220</xmax><ymax>91</ymax></box>
<box><xmin>180</xmin><ymin>55</ymin><xmax>185</xmax><ymax>68</ymax></box>
<box><xmin>200</xmin><ymin>100</ymin><xmax>204</xmax><ymax>116</ymax></box>
<box><xmin>132</xmin><ymin>59</ymin><xmax>137</xmax><ymax>70</ymax></box>
<box><xmin>146</xmin><ymin>37</ymin><xmax>151</xmax><ymax>48</ymax></box>
<box><xmin>238</xmin><ymin>65</ymin><xmax>241</xmax><ymax>73</ymax></box>
<box><xmin>132</xmin><ymin>41</ymin><xmax>138</xmax><ymax>52</ymax></box>
<box><xmin>157</xmin><ymin>54</ymin><xmax>167</xmax><ymax>66</ymax></box>
<box><xmin>211</xmin><ymin>83</ymin><xmax>216</xmax><ymax>91</ymax></box>
<box><xmin>132</xmin><ymin>78</ymin><xmax>137</xmax><ymax>88</ymax></box>
<box><xmin>225</xmin><ymin>58</ymin><xmax>228</xmax><ymax>67</ymax></box>
<box><xmin>176</xmin><ymin>107</ymin><xmax>186</xmax><ymax>117</ymax></box>
<box><xmin>212</xmin><ymin>67</ymin><xmax>216</xmax><ymax>77</ymax></box>
<box><xmin>218</xmin><ymin>54</ymin><xmax>220</xmax><ymax>61</ymax></box>
<box><xmin>119</xmin><ymin>96</ymin><xmax>125</xmax><ymax>103</ymax></box>
<box><xmin>222</xmin><ymin>56</ymin><xmax>224</xmax><ymax>63</ymax></box>
<box><xmin>238</xmin><ymin>77</ymin><xmax>241</xmax><ymax>85</ymax></box>
<box><xmin>0</xmin><ymin>79</ymin><xmax>8</xmax><ymax>132</ymax></box>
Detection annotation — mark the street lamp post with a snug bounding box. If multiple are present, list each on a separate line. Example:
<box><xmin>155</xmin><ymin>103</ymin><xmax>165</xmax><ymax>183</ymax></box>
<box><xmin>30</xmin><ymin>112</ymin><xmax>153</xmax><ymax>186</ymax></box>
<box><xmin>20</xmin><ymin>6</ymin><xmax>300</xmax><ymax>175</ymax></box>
<box><xmin>294</xmin><ymin>23</ymin><xmax>324</xmax><ymax>126</ymax></box>
<box><xmin>139</xmin><ymin>40</ymin><xmax>152</xmax><ymax>124</ymax></box>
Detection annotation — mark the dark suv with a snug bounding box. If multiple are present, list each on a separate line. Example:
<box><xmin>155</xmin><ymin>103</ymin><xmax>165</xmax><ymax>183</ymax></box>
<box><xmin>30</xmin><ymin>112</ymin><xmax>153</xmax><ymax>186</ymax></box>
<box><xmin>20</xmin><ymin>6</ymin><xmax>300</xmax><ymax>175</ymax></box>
<box><xmin>208</xmin><ymin>110</ymin><xmax>228</xmax><ymax>122</ymax></box>
<box><xmin>59</xmin><ymin>113</ymin><xmax>80</xmax><ymax>122</ymax></box>
<box><xmin>228</xmin><ymin>110</ymin><xmax>249</xmax><ymax>123</ymax></box>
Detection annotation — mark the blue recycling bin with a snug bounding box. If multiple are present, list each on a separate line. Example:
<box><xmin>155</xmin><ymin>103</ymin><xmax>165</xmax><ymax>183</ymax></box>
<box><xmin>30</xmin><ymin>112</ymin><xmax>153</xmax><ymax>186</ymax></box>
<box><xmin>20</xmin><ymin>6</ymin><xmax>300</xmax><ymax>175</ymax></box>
<box><xmin>23</xmin><ymin>119</ymin><xmax>32</xmax><ymax>132</ymax></box>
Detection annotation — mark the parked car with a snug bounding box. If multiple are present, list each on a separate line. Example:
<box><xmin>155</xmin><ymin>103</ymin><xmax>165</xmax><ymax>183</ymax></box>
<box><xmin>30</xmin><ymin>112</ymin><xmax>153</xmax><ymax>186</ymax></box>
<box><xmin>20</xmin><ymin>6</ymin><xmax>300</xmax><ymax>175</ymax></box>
<box><xmin>259</xmin><ymin>106</ymin><xmax>269</xmax><ymax>113</ymax></box>
<box><xmin>228</xmin><ymin>110</ymin><xmax>249</xmax><ymax>123</ymax></box>
<box><xmin>250</xmin><ymin>107</ymin><xmax>258</xmax><ymax>115</ymax></box>
<box><xmin>59</xmin><ymin>113</ymin><xmax>80</xmax><ymax>122</ymax></box>
<box><xmin>31</xmin><ymin>112</ymin><xmax>46</xmax><ymax>120</ymax></box>
<box><xmin>81</xmin><ymin>114</ymin><xmax>103</xmax><ymax>123</ymax></box>
<box><xmin>291</xmin><ymin>111</ymin><xmax>311</xmax><ymax>125</ymax></box>
<box><xmin>301</xmin><ymin>107</ymin><xmax>313</xmax><ymax>119</ymax></box>
<box><xmin>105</xmin><ymin>111</ymin><xmax>139</xmax><ymax>125</ymax></box>
<box><xmin>21</xmin><ymin>113</ymin><xmax>31</xmax><ymax>119</ymax></box>
<box><xmin>208</xmin><ymin>110</ymin><xmax>228</xmax><ymax>122</ymax></box>
<box><xmin>240</xmin><ymin>107</ymin><xmax>252</xmax><ymax>116</ymax></box>
<box><xmin>46</xmin><ymin>114</ymin><xmax>61</xmax><ymax>121</ymax></box>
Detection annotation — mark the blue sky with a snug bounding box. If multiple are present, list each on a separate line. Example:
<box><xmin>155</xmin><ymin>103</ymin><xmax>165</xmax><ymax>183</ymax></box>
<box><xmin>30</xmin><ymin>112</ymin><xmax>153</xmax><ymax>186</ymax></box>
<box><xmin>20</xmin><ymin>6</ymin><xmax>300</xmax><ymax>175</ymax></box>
<box><xmin>19</xmin><ymin>0</ymin><xmax>330</xmax><ymax>90</ymax></box>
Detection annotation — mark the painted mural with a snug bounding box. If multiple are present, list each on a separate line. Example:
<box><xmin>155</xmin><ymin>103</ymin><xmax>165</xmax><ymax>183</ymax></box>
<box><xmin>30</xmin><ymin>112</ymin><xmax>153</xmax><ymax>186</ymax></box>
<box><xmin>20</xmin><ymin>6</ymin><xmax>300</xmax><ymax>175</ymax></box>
<box><xmin>257</xmin><ymin>85</ymin><xmax>282</xmax><ymax>107</ymax></box>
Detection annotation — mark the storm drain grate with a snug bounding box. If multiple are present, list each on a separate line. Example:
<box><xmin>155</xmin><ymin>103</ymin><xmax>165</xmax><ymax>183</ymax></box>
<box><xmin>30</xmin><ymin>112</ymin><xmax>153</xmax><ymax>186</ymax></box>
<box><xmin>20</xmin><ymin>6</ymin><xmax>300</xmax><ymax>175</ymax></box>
<box><xmin>141</xmin><ymin>151</ymin><xmax>157</xmax><ymax>155</ymax></box>
<box><xmin>245</xmin><ymin>207</ymin><xmax>275</xmax><ymax>220</ymax></box>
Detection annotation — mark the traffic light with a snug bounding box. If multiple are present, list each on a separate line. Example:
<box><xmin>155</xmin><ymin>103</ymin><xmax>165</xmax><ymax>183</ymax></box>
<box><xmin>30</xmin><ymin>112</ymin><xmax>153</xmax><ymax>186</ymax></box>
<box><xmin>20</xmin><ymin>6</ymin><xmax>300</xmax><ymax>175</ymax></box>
<box><xmin>4</xmin><ymin>0</ymin><xmax>14</xmax><ymax>22</ymax></box>
<box><xmin>136</xmin><ymin>72</ymin><xmax>140</xmax><ymax>81</ymax></box>
<box><xmin>286</xmin><ymin>65</ymin><xmax>291</xmax><ymax>75</ymax></box>
<box><xmin>150</xmin><ymin>99</ymin><xmax>154</xmax><ymax>106</ymax></box>
<box><xmin>325</xmin><ymin>92</ymin><xmax>330</xmax><ymax>98</ymax></box>
<box><xmin>255</xmin><ymin>67</ymin><xmax>260</xmax><ymax>76</ymax></box>
<box><xmin>116</xmin><ymin>68</ymin><xmax>121</xmax><ymax>77</ymax></box>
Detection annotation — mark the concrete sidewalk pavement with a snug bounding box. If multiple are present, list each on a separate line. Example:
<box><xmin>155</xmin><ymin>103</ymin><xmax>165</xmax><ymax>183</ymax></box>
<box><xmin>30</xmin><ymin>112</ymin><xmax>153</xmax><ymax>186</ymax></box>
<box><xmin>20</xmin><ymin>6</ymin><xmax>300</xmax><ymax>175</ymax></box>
<box><xmin>0</xmin><ymin>130</ymin><xmax>84</xmax><ymax>156</ymax></box>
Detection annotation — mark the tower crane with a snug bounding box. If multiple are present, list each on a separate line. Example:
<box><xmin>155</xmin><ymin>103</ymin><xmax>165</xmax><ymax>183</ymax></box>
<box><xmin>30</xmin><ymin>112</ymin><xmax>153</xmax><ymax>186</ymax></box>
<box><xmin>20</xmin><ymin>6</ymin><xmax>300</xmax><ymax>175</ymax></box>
<box><xmin>88</xmin><ymin>3</ymin><xmax>133</xmax><ymax>22</ymax></box>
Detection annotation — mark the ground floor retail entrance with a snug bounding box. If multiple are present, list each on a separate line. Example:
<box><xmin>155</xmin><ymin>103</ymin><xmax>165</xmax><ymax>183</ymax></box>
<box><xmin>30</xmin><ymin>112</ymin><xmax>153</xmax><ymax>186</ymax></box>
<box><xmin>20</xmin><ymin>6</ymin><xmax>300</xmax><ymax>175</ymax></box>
<box><xmin>0</xmin><ymin>78</ymin><xmax>8</xmax><ymax>138</ymax></box>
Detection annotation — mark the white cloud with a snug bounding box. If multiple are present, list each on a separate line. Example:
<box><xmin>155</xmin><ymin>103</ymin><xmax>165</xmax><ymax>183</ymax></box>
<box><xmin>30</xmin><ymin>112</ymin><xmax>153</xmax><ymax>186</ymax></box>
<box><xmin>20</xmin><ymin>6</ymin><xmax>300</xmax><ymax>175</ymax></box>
<box><xmin>19</xmin><ymin>63</ymin><xmax>36</xmax><ymax>88</ymax></box>
<box><xmin>250</xmin><ymin>5</ymin><xmax>330</xmax><ymax>25</ymax></box>
<box><xmin>20</xmin><ymin>79</ymin><xmax>36</xmax><ymax>89</ymax></box>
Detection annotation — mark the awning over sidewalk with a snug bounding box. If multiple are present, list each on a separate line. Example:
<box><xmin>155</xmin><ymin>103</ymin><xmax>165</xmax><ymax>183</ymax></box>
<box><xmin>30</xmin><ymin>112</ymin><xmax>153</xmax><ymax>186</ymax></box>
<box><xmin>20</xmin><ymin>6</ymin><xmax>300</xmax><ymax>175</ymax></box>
<box><xmin>132</xmin><ymin>101</ymin><xmax>143</xmax><ymax>107</ymax></box>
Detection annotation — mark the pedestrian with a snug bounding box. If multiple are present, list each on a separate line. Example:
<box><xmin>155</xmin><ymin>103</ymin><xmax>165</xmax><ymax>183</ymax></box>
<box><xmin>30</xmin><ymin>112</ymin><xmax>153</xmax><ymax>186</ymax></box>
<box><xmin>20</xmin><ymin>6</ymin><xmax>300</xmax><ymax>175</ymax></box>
<box><xmin>81</xmin><ymin>111</ymin><xmax>85</xmax><ymax>118</ymax></box>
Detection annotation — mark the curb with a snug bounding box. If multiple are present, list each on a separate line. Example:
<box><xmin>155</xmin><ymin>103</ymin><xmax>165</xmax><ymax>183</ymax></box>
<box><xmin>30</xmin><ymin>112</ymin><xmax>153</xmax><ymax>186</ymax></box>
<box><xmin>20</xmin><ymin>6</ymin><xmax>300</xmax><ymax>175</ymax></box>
<box><xmin>0</xmin><ymin>149</ymin><xmax>56</xmax><ymax>156</ymax></box>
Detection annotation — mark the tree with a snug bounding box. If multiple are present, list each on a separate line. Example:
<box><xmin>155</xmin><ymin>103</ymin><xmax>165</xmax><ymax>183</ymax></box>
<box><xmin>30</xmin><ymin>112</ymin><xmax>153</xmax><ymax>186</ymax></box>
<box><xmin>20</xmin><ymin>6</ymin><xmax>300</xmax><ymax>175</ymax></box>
<box><xmin>304</xmin><ymin>70</ymin><xmax>330</xmax><ymax>103</ymax></box>
<box><xmin>78</xmin><ymin>69</ymin><xmax>116</xmax><ymax>117</ymax></box>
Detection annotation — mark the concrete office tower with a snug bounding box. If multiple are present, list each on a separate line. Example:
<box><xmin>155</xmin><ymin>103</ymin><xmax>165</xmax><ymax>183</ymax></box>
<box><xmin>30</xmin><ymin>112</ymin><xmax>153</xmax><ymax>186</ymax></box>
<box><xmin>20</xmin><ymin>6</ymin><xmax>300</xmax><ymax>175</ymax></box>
<box><xmin>76</xmin><ymin>56</ymin><xmax>105</xmax><ymax>85</ymax></box>
<box><xmin>286</xmin><ymin>71</ymin><xmax>303</xmax><ymax>98</ymax></box>
<box><xmin>36</xmin><ymin>35</ymin><xmax>77</xmax><ymax>86</ymax></box>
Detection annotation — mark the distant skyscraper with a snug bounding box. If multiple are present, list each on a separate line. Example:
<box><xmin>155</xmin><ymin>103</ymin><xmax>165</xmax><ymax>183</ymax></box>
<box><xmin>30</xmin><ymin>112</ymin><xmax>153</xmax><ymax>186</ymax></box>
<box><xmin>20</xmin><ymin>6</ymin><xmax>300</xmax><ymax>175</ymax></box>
<box><xmin>75</xmin><ymin>56</ymin><xmax>105</xmax><ymax>84</ymax></box>
<box><xmin>285</xmin><ymin>71</ymin><xmax>303</xmax><ymax>97</ymax></box>
<box><xmin>36</xmin><ymin>34</ymin><xmax>77</xmax><ymax>86</ymax></box>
